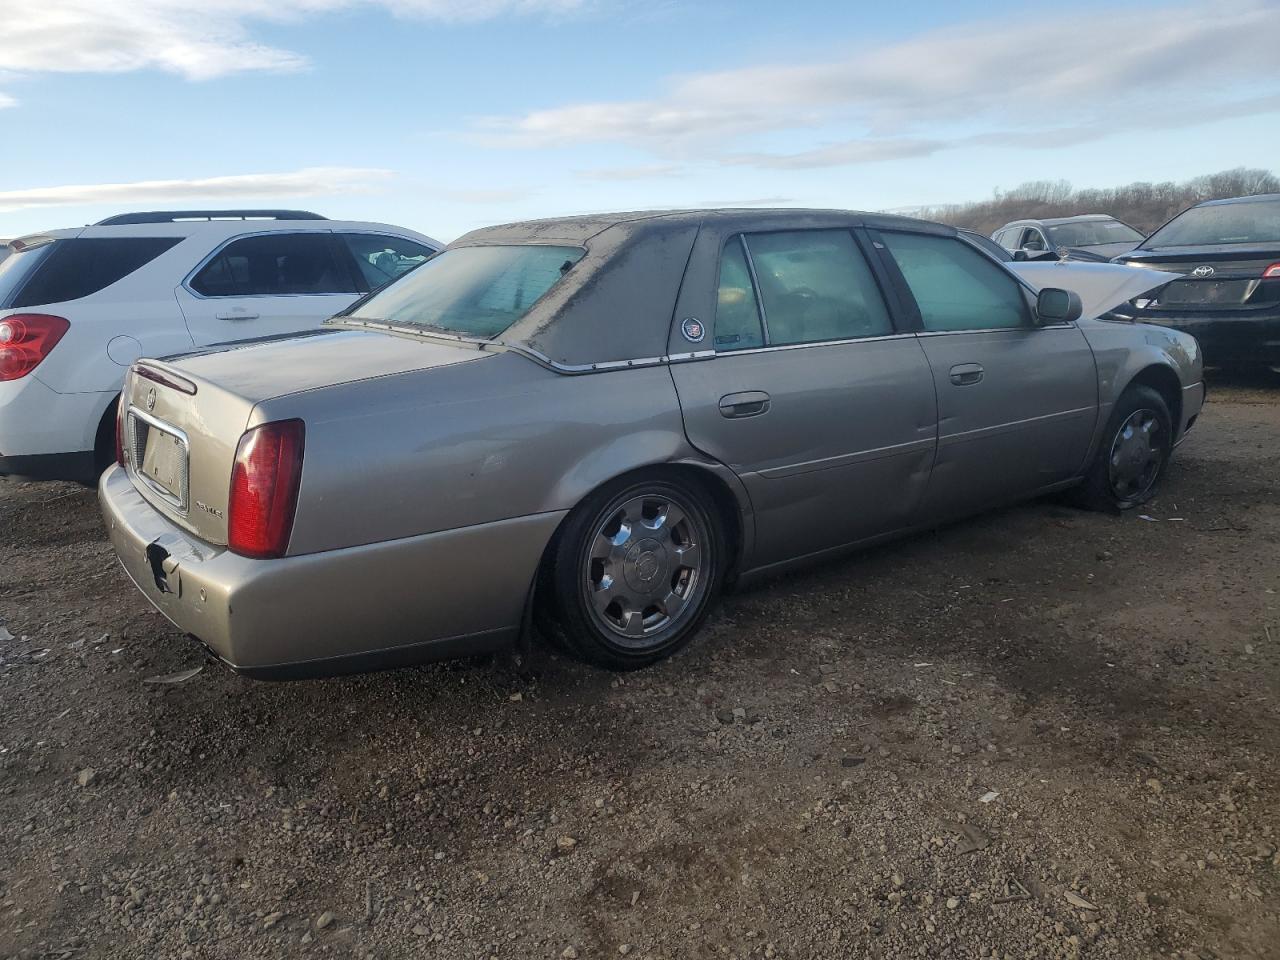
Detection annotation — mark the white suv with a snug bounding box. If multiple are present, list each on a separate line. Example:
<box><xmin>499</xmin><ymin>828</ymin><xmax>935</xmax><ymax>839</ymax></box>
<box><xmin>0</xmin><ymin>210</ymin><xmax>441</xmax><ymax>481</ymax></box>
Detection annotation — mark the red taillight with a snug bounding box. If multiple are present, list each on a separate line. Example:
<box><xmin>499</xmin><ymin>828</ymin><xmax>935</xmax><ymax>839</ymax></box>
<box><xmin>1263</xmin><ymin>262</ymin><xmax>1280</xmax><ymax>279</ymax></box>
<box><xmin>0</xmin><ymin>313</ymin><xmax>70</xmax><ymax>381</ymax></box>
<box><xmin>115</xmin><ymin>397</ymin><xmax>127</xmax><ymax>467</ymax></box>
<box><xmin>227</xmin><ymin>420</ymin><xmax>305</xmax><ymax>560</ymax></box>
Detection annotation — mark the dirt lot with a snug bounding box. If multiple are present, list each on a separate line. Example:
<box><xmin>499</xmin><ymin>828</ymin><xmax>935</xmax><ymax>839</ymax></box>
<box><xmin>1</xmin><ymin>379</ymin><xmax>1277</xmax><ymax>960</ymax></box>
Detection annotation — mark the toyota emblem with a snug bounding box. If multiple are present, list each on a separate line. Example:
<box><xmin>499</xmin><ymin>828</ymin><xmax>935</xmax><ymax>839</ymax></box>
<box><xmin>146</xmin><ymin>387</ymin><xmax>157</xmax><ymax>411</ymax></box>
<box><xmin>1191</xmin><ymin>265</ymin><xmax>1215</xmax><ymax>278</ymax></box>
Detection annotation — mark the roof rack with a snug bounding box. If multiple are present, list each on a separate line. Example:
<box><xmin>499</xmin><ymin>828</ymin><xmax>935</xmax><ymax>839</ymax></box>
<box><xmin>95</xmin><ymin>210</ymin><xmax>327</xmax><ymax>226</ymax></box>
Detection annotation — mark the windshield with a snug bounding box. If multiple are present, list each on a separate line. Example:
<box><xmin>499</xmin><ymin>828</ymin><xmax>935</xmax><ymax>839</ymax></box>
<box><xmin>1144</xmin><ymin>197</ymin><xmax>1280</xmax><ymax>248</ymax></box>
<box><xmin>1046</xmin><ymin>220</ymin><xmax>1143</xmax><ymax>247</ymax></box>
<box><xmin>347</xmin><ymin>244</ymin><xmax>585</xmax><ymax>338</ymax></box>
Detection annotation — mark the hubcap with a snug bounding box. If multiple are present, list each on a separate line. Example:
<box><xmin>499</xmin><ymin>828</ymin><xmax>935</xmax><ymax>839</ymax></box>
<box><xmin>1109</xmin><ymin>408</ymin><xmax>1163</xmax><ymax>501</ymax></box>
<box><xmin>584</xmin><ymin>492</ymin><xmax>707</xmax><ymax>646</ymax></box>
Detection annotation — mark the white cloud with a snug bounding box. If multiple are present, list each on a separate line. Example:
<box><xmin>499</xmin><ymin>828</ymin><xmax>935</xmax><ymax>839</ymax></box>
<box><xmin>446</xmin><ymin>187</ymin><xmax>532</xmax><ymax>203</ymax></box>
<box><xmin>0</xmin><ymin>0</ymin><xmax>587</xmax><ymax>101</ymax></box>
<box><xmin>478</xmin><ymin>0</ymin><xmax>1280</xmax><ymax>166</ymax></box>
<box><xmin>575</xmin><ymin>164</ymin><xmax>684</xmax><ymax>181</ymax></box>
<box><xmin>0</xmin><ymin>167</ymin><xmax>391</xmax><ymax>212</ymax></box>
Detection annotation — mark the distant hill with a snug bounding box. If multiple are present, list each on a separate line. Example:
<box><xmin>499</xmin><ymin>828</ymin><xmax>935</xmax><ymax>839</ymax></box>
<box><xmin>911</xmin><ymin>167</ymin><xmax>1280</xmax><ymax>238</ymax></box>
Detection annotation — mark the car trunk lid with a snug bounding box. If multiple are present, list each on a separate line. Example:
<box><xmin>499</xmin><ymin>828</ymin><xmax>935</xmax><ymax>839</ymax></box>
<box><xmin>1119</xmin><ymin>246</ymin><xmax>1280</xmax><ymax>310</ymax></box>
<box><xmin>121</xmin><ymin>328</ymin><xmax>488</xmax><ymax>545</ymax></box>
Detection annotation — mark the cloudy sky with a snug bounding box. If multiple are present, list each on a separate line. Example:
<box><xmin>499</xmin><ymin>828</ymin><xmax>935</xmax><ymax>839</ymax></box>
<box><xmin>1</xmin><ymin>0</ymin><xmax>1277</xmax><ymax>240</ymax></box>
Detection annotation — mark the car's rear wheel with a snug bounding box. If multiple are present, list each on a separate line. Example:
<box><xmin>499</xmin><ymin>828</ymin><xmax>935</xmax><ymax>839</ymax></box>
<box><xmin>541</xmin><ymin>471</ymin><xmax>724</xmax><ymax>670</ymax></box>
<box><xmin>1076</xmin><ymin>384</ymin><xmax>1172</xmax><ymax>511</ymax></box>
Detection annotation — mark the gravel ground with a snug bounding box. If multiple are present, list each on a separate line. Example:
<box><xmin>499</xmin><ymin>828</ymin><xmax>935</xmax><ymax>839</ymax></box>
<box><xmin>1</xmin><ymin>377</ymin><xmax>1277</xmax><ymax>960</ymax></box>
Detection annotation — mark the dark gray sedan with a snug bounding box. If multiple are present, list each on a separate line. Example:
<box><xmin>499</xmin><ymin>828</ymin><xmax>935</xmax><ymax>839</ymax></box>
<box><xmin>100</xmin><ymin>209</ymin><xmax>1203</xmax><ymax>678</ymax></box>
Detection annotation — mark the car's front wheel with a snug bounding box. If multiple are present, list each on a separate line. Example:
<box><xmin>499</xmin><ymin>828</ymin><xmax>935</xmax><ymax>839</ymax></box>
<box><xmin>542</xmin><ymin>471</ymin><xmax>724</xmax><ymax>670</ymax></box>
<box><xmin>1077</xmin><ymin>384</ymin><xmax>1173</xmax><ymax>511</ymax></box>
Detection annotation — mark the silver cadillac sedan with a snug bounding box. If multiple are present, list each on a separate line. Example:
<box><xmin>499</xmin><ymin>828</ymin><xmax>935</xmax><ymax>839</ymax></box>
<box><xmin>100</xmin><ymin>210</ymin><xmax>1203</xmax><ymax>678</ymax></box>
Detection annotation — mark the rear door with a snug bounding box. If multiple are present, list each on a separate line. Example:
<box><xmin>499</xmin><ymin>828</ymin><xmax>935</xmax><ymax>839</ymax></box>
<box><xmin>668</xmin><ymin>226</ymin><xmax>938</xmax><ymax>570</ymax></box>
<box><xmin>175</xmin><ymin>231</ymin><xmax>362</xmax><ymax>345</ymax></box>
<box><xmin>870</xmin><ymin>228</ymin><xmax>1097</xmax><ymax>522</ymax></box>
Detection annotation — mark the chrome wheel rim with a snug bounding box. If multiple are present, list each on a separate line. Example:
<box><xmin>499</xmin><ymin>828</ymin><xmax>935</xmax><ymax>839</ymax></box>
<box><xmin>1109</xmin><ymin>408</ymin><xmax>1163</xmax><ymax>501</ymax></box>
<box><xmin>583</xmin><ymin>492</ymin><xmax>708</xmax><ymax>647</ymax></box>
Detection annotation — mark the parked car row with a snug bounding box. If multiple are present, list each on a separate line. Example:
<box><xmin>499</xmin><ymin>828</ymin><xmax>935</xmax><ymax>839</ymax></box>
<box><xmin>81</xmin><ymin>207</ymin><xmax>1202</xmax><ymax>679</ymax></box>
<box><xmin>0</xmin><ymin>210</ymin><xmax>440</xmax><ymax>481</ymax></box>
<box><xmin>994</xmin><ymin>193</ymin><xmax>1280</xmax><ymax>371</ymax></box>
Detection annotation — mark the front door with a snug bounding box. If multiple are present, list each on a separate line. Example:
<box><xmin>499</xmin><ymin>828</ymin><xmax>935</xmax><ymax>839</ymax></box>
<box><xmin>669</xmin><ymin>227</ymin><xmax>938</xmax><ymax>570</ymax></box>
<box><xmin>176</xmin><ymin>231</ymin><xmax>361</xmax><ymax>346</ymax></box>
<box><xmin>870</xmin><ymin>229</ymin><xmax>1097</xmax><ymax>522</ymax></box>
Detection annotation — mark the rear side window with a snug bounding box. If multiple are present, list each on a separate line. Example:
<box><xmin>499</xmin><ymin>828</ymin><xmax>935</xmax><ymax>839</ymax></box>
<box><xmin>190</xmin><ymin>233</ymin><xmax>356</xmax><ymax>297</ymax></box>
<box><xmin>880</xmin><ymin>231</ymin><xmax>1030</xmax><ymax>332</ymax></box>
<box><xmin>9</xmin><ymin>237</ymin><xmax>181</xmax><ymax>308</ymax></box>
<box><xmin>340</xmin><ymin>233</ymin><xmax>436</xmax><ymax>291</ymax></box>
<box><xmin>714</xmin><ymin>237</ymin><xmax>765</xmax><ymax>350</ymax></box>
<box><xmin>744</xmin><ymin>230</ymin><xmax>892</xmax><ymax>345</ymax></box>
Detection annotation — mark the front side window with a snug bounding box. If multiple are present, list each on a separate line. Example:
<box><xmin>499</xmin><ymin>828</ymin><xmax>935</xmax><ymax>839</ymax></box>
<box><xmin>743</xmin><ymin>230</ymin><xmax>892</xmax><ymax>345</ymax></box>
<box><xmin>347</xmin><ymin>244</ymin><xmax>584</xmax><ymax>339</ymax></box>
<box><xmin>9</xmin><ymin>237</ymin><xmax>181</xmax><ymax>308</ymax></box>
<box><xmin>341</xmin><ymin>233</ymin><xmax>436</xmax><ymax>291</ymax></box>
<box><xmin>881</xmin><ymin>231</ymin><xmax>1031</xmax><ymax>332</ymax></box>
<box><xmin>190</xmin><ymin>233</ymin><xmax>355</xmax><ymax>297</ymax></box>
<box><xmin>1022</xmin><ymin>230</ymin><xmax>1047</xmax><ymax>251</ymax></box>
<box><xmin>714</xmin><ymin>237</ymin><xmax>764</xmax><ymax>350</ymax></box>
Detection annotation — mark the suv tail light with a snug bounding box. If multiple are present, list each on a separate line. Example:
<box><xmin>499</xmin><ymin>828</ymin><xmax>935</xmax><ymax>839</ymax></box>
<box><xmin>1263</xmin><ymin>263</ymin><xmax>1280</xmax><ymax>279</ymax></box>
<box><xmin>227</xmin><ymin>420</ymin><xmax>305</xmax><ymax>559</ymax></box>
<box><xmin>0</xmin><ymin>314</ymin><xmax>70</xmax><ymax>381</ymax></box>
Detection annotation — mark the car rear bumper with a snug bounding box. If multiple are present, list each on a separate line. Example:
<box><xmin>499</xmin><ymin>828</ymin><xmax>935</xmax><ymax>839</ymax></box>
<box><xmin>99</xmin><ymin>464</ymin><xmax>564</xmax><ymax>678</ymax></box>
<box><xmin>0</xmin><ymin>375</ymin><xmax>116</xmax><ymax>479</ymax></box>
<box><xmin>1131</xmin><ymin>308</ymin><xmax>1280</xmax><ymax>366</ymax></box>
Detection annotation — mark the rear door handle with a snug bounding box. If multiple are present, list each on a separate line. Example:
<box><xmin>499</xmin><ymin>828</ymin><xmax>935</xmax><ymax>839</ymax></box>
<box><xmin>719</xmin><ymin>390</ymin><xmax>771</xmax><ymax>419</ymax></box>
<box><xmin>949</xmin><ymin>363</ymin><xmax>984</xmax><ymax>386</ymax></box>
<box><xmin>215</xmin><ymin>309</ymin><xmax>260</xmax><ymax>321</ymax></box>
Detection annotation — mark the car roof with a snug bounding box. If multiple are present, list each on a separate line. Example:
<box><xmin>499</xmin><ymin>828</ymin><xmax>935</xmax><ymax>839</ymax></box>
<box><xmin>1006</xmin><ymin>214</ymin><xmax>1118</xmax><ymax>228</ymax></box>
<box><xmin>1193</xmin><ymin>192</ymin><xmax>1280</xmax><ymax>208</ymax></box>
<box><xmin>10</xmin><ymin>219</ymin><xmax>443</xmax><ymax>250</ymax></box>
<box><xmin>442</xmin><ymin>207</ymin><xmax>959</xmax><ymax>368</ymax></box>
<box><xmin>455</xmin><ymin>207</ymin><xmax>951</xmax><ymax>246</ymax></box>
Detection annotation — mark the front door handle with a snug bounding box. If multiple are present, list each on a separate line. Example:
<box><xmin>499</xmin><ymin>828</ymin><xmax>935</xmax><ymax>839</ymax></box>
<box><xmin>216</xmin><ymin>309</ymin><xmax>260</xmax><ymax>321</ymax></box>
<box><xmin>719</xmin><ymin>390</ymin><xmax>771</xmax><ymax>419</ymax></box>
<box><xmin>949</xmin><ymin>363</ymin><xmax>984</xmax><ymax>386</ymax></box>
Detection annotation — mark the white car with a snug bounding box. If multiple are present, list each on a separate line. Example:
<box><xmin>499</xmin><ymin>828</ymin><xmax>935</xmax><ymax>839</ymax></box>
<box><xmin>0</xmin><ymin>210</ymin><xmax>441</xmax><ymax>481</ymax></box>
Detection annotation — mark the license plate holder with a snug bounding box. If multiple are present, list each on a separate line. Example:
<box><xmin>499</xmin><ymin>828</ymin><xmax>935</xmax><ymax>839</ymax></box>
<box><xmin>133</xmin><ymin>414</ymin><xmax>189</xmax><ymax>509</ymax></box>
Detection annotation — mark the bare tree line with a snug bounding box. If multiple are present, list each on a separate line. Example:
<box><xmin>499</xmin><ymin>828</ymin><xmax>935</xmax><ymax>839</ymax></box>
<box><xmin>915</xmin><ymin>167</ymin><xmax>1280</xmax><ymax>237</ymax></box>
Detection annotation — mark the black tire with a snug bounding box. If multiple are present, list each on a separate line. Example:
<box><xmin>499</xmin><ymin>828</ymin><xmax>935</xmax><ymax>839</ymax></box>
<box><xmin>1076</xmin><ymin>384</ymin><xmax>1173</xmax><ymax>511</ymax></box>
<box><xmin>87</xmin><ymin>399</ymin><xmax>119</xmax><ymax>485</ymax></box>
<box><xmin>539</xmin><ymin>470</ymin><xmax>725</xmax><ymax>670</ymax></box>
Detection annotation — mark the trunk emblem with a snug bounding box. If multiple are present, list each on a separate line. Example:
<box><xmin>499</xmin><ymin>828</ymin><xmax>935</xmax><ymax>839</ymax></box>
<box><xmin>1191</xmin><ymin>265</ymin><xmax>1215</xmax><ymax>278</ymax></box>
<box><xmin>145</xmin><ymin>387</ymin><xmax>157</xmax><ymax>411</ymax></box>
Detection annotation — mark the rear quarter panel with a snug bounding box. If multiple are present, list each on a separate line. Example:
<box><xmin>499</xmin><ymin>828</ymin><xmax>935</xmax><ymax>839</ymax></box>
<box><xmin>260</xmin><ymin>351</ymin><xmax>702</xmax><ymax>555</ymax></box>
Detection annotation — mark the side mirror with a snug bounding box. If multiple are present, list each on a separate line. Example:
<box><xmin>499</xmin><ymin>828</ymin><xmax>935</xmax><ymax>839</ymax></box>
<box><xmin>1012</xmin><ymin>249</ymin><xmax>1029</xmax><ymax>262</ymax></box>
<box><xmin>1036</xmin><ymin>287</ymin><xmax>1083</xmax><ymax>324</ymax></box>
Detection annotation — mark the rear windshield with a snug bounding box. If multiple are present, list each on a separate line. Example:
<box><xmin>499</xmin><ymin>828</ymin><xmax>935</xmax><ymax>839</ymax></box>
<box><xmin>347</xmin><ymin>244</ymin><xmax>585</xmax><ymax>338</ymax></box>
<box><xmin>0</xmin><ymin>238</ymin><xmax>57</xmax><ymax>306</ymax></box>
<box><xmin>1046</xmin><ymin>220</ymin><xmax>1143</xmax><ymax>247</ymax></box>
<box><xmin>5</xmin><ymin>237</ymin><xmax>182</xmax><ymax>308</ymax></box>
<box><xmin>1144</xmin><ymin>197</ymin><xmax>1280</xmax><ymax>248</ymax></box>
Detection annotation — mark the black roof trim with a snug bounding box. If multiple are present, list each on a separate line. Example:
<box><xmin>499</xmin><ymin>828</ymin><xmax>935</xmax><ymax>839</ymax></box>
<box><xmin>95</xmin><ymin>210</ymin><xmax>327</xmax><ymax>225</ymax></box>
